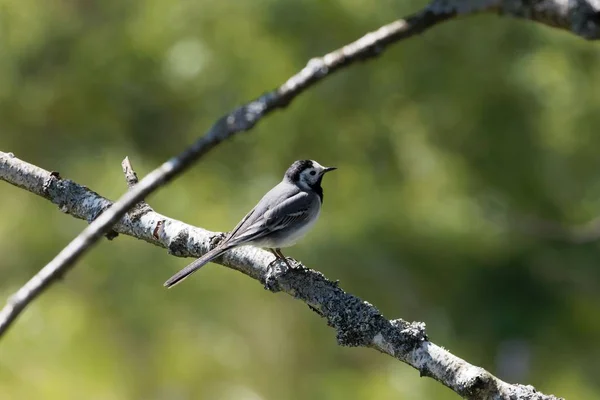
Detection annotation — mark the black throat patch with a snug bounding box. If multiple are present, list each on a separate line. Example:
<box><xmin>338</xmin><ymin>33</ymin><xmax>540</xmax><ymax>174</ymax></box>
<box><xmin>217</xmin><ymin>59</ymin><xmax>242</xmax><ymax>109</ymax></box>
<box><xmin>310</xmin><ymin>176</ymin><xmax>324</xmax><ymax>203</ymax></box>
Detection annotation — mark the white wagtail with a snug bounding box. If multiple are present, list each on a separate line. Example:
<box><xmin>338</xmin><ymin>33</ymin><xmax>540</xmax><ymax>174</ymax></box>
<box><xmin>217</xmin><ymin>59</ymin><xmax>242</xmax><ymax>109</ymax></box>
<box><xmin>164</xmin><ymin>160</ymin><xmax>336</xmax><ymax>288</ymax></box>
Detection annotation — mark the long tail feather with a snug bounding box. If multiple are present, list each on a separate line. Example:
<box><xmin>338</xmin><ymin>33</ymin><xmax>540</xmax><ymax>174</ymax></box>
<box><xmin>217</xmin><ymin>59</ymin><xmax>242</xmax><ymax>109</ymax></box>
<box><xmin>164</xmin><ymin>245</ymin><xmax>231</xmax><ymax>288</ymax></box>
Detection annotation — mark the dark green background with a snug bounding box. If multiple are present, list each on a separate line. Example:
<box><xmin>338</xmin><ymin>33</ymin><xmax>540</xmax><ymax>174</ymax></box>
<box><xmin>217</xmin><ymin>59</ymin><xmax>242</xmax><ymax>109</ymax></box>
<box><xmin>1</xmin><ymin>1</ymin><xmax>599</xmax><ymax>399</ymax></box>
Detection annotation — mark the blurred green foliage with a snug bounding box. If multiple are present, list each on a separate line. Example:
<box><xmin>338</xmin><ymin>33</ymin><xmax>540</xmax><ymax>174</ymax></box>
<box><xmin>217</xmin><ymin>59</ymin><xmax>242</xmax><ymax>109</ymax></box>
<box><xmin>1</xmin><ymin>0</ymin><xmax>599</xmax><ymax>399</ymax></box>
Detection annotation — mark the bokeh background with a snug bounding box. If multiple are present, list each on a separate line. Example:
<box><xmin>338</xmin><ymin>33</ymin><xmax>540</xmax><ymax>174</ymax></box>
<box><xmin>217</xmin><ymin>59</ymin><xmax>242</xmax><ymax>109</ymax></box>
<box><xmin>1</xmin><ymin>0</ymin><xmax>599</xmax><ymax>399</ymax></box>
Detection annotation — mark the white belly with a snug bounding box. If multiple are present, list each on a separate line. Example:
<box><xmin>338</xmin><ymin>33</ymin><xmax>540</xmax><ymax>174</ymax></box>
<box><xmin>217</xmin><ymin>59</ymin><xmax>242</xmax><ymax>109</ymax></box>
<box><xmin>275</xmin><ymin>210</ymin><xmax>320</xmax><ymax>248</ymax></box>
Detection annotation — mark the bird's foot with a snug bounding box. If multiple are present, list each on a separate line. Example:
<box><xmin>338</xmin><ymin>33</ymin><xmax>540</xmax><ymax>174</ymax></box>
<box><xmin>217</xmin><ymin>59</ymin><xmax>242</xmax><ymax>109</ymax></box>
<box><xmin>264</xmin><ymin>258</ymin><xmax>287</xmax><ymax>292</ymax></box>
<box><xmin>263</xmin><ymin>257</ymin><xmax>306</xmax><ymax>291</ymax></box>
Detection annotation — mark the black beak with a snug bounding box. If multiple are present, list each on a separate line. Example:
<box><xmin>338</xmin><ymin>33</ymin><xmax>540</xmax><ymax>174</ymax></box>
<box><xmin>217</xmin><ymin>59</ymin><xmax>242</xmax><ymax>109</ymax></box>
<box><xmin>322</xmin><ymin>166</ymin><xmax>337</xmax><ymax>174</ymax></box>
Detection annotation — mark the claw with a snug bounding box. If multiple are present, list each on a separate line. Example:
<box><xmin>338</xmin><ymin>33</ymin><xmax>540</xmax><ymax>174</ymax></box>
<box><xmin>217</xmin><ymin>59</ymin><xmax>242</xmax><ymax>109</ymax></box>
<box><xmin>264</xmin><ymin>252</ymin><xmax>298</xmax><ymax>291</ymax></box>
<box><xmin>286</xmin><ymin>257</ymin><xmax>305</xmax><ymax>270</ymax></box>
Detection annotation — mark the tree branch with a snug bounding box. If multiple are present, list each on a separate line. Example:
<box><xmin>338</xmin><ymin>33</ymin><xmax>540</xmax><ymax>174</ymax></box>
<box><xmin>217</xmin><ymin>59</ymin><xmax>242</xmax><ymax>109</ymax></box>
<box><xmin>0</xmin><ymin>2</ymin><xmax>596</xmax><ymax>395</ymax></box>
<box><xmin>0</xmin><ymin>153</ymin><xmax>563</xmax><ymax>400</ymax></box>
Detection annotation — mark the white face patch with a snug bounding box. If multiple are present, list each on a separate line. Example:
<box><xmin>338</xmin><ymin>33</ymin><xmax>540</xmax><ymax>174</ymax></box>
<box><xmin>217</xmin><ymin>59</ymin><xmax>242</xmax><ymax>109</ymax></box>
<box><xmin>298</xmin><ymin>160</ymin><xmax>326</xmax><ymax>187</ymax></box>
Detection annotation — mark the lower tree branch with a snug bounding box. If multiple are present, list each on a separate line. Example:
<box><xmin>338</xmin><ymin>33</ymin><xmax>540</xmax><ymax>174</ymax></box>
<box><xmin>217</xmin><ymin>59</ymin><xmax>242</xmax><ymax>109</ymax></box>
<box><xmin>0</xmin><ymin>152</ymin><xmax>563</xmax><ymax>400</ymax></box>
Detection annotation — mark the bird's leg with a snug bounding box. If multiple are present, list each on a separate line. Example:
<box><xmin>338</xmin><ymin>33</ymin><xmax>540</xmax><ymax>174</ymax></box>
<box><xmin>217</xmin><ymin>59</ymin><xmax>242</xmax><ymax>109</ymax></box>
<box><xmin>274</xmin><ymin>248</ymin><xmax>295</xmax><ymax>269</ymax></box>
<box><xmin>264</xmin><ymin>249</ymin><xmax>302</xmax><ymax>290</ymax></box>
<box><xmin>267</xmin><ymin>248</ymin><xmax>293</xmax><ymax>270</ymax></box>
<box><xmin>264</xmin><ymin>249</ymin><xmax>287</xmax><ymax>292</ymax></box>
<box><xmin>268</xmin><ymin>248</ymin><xmax>283</xmax><ymax>268</ymax></box>
<box><xmin>268</xmin><ymin>248</ymin><xmax>280</xmax><ymax>261</ymax></box>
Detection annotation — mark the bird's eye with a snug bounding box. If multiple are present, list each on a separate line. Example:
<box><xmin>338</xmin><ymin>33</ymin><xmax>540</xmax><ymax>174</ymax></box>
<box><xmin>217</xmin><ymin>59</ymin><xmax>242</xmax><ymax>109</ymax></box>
<box><xmin>309</xmin><ymin>170</ymin><xmax>316</xmax><ymax>176</ymax></box>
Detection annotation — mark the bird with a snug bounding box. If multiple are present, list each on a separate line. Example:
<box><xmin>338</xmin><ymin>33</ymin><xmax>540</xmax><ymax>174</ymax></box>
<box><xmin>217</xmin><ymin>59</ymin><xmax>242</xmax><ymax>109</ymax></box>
<box><xmin>164</xmin><ymin>160</ymin><xmax>337</xmax><ymax>288</ymax></box>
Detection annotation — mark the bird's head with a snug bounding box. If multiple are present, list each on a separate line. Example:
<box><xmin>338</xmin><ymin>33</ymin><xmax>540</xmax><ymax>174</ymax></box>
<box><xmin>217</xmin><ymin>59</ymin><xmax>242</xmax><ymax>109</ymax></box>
<box><xmin>285</xmin><ymin>159</ymin><xmax>336</xmax><ymax>190</ymax></box>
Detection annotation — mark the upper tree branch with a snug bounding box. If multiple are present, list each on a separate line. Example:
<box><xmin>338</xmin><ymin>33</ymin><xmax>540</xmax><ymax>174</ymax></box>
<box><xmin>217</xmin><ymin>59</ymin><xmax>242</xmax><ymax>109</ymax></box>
<box><xmin>0</xmin><ymin>153</ymin><xmax>562</xmax><ymax>400</ymax></box>
<box><xmin>430</xmin><ymin>0</ymin><xmax>600</xmax><ymax>40</ymax></box>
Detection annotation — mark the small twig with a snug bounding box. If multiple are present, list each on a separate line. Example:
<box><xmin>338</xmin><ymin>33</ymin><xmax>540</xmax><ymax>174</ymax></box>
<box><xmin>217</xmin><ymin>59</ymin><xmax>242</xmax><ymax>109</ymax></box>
<box><xmin>121</xmin><ymin>156</ymin><xmax>141</xmax><ymax>188</ymax></box>
<box><xmin>120</xmin><ymin>157</ymin><xmax>153</xmax><ymax>218</ymax></box>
